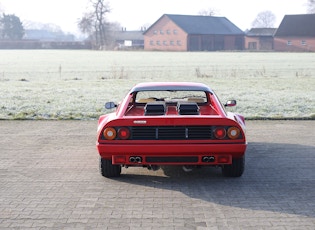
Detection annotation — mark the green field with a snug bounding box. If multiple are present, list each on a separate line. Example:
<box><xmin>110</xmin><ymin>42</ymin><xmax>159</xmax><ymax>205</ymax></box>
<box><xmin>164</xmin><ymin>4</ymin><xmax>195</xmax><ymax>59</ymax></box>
<box><xmin>0</xmin><ymin>50</ymin><xmax>314</xmax><ymax>120</ymax></box>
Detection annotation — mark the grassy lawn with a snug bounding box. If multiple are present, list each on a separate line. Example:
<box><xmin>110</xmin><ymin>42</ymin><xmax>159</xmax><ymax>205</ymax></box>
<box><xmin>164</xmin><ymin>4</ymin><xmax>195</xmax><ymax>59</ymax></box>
<box><xmin>0</xmin><ymin>50</ymin><xmax>314</xmax><ymax>120</ymax></box>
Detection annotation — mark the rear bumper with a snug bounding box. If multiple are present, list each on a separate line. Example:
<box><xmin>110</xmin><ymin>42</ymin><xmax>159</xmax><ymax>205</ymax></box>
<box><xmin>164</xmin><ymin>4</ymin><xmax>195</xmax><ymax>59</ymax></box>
<box><xmin>97</xmin><ymin>143</ymin><xmax>247</xmax><ymax>165</ymax></box>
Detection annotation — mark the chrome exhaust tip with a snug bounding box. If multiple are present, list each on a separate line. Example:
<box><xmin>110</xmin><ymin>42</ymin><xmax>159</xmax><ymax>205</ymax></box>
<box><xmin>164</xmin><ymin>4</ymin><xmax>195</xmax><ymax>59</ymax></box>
<box><xmin>135</xmin><ymin>156</ymin><xmax>142</xmax><ymax>163</ymax></box>
<box><xmin>129</xmin><ymin>156</ymin><xmax>142</xmax><ymax>163</ymax></box>
<box><xmin>202</xmin><ymin>156</ymin><xmax>215</xmax><ymax>163</ymax></box>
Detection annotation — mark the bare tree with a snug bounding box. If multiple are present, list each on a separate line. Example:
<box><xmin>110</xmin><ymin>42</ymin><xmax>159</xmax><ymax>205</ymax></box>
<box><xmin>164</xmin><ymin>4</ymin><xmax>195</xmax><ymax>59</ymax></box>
<box><xmin>251</xmin><ymin>11</ymin><xmax>276</xmax><ymax>28</ymax></box>
<box><xmin>307</xmin><ymin>0</ymin><xmax>315</xmax><ymax>13</ymax></box>
<box><xmin>78</xmin><ymin>13</ymin><xmax>94</xmax><ymax>35</ymax></box>
<box><xmin>198</xmin><ymin>8</ymin><xmax>219</xmax><ymax>16</ymax></box>
<box><xmin>78</xmin><ymin>0</ymin><xmax>112</xmax><ymax>49</ymax></box>
<box><xmin>94</xmin><ymin>0</ymin><xmax>110</xmax><ymax>48</ymax></box>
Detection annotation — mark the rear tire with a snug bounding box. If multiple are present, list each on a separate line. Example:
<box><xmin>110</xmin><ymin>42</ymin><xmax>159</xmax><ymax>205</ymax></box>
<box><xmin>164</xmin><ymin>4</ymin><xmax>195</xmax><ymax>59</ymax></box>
<box><xmin>99</xmin><ymin>157</ymin><xmax>121</xmax><ymax>178</ymax></box>
<box><xmin>222</xmin><ymin>156</ymin><xmax>245</xmax><ymax>177</ymax></box>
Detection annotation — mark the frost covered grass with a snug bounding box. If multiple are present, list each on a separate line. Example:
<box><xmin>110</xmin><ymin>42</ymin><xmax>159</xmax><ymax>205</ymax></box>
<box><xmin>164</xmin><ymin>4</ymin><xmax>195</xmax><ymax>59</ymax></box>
<box><xmin>0</xmin><ymin>50</ymin><xmax>314</xmax><ymax>120</ymax></box>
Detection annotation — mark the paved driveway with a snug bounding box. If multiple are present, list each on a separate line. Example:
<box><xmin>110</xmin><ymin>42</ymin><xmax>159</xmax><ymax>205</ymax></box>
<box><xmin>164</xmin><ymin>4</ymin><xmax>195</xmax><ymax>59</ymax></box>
<box><xmin>0</xmin><ymin>120</ymin><xmax>314</xmax><ymax>229</ymax></box>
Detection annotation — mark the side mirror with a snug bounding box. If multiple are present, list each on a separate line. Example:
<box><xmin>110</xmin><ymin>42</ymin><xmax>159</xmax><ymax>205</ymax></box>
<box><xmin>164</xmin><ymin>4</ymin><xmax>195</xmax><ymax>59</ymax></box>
<box><xmin>224</xmin><ymin>100</ymin><xmax>237</xmax><ymax>107</ymax></box>
<box><xmin>105</xmin><ymin>102</ymin><xmax>117</xmax><ymax>109</ymax></box>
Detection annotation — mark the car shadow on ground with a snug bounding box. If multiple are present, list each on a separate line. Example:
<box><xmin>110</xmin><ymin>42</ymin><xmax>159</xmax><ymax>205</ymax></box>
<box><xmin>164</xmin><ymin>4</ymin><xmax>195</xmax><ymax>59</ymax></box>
<box><xmin>113</xmin><ymin>142</ymin><xmax>315</xmax><ymax>218</ymax></box>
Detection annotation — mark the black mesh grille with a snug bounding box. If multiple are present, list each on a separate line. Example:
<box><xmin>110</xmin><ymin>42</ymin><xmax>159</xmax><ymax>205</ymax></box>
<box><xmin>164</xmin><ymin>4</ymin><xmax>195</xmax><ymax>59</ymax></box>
<box><xmin>132</xmin><ymin>127</ymin><xmax>156</xmax><ymax>140</ymax></box>
<box><xmin>158</xmin><ymin>127</ymin><xmax>186</xmax><ymax>140</ymax></box>
<box><xmin>131</xmin><ymin>126</ymin><xmax>212</xmax><ymax>140</ymax></box>
<box><xmin>188</xmin><ymin>126</ymin><xmax>212</xmax><ymax>139</ymax></box>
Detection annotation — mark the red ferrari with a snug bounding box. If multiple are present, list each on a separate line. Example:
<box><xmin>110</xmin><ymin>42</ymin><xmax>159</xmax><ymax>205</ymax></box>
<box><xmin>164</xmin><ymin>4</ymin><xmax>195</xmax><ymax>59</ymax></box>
<box><xmin>96</xmin><ymin>82</ymin><xmax>247</xmax><ymax>177</ymax></box>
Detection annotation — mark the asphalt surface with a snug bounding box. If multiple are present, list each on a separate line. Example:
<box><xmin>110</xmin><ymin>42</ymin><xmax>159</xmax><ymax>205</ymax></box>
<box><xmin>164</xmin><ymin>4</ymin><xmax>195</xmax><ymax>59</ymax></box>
<box><xmin>0</xmin><ymin>120</ymin><xmax>314</xmax><ymax>229</ymax></box>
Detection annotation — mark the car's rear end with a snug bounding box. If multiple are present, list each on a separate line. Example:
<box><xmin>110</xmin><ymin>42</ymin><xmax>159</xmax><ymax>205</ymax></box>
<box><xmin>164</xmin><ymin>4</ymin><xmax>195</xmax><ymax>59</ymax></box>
<box><xmin>97</xmin><ymin>116</ymin><xmax>246</xmax><ymax>177</ymax></box>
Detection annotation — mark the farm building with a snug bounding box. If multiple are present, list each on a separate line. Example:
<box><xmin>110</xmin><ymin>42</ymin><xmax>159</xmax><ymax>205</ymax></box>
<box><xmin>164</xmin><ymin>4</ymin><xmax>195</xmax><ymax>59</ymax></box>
<box><xmin>245</xmin><ymin>28</ymin><xmax>276</xmax><ymax>51</ymax></box>
<box><xmin>113</xmin><ymin>29</ymin><xmax>144</xmax><ymax>50</ymax></box>
<box><xmin>274</xmin><ymin>14</ymin><xmax>315</xmax><ymax>52</ymax></box>
<box><xmin>143</xmin><ymin>14</ymin><xmax>244</xmax><ymax>51</ymax></box>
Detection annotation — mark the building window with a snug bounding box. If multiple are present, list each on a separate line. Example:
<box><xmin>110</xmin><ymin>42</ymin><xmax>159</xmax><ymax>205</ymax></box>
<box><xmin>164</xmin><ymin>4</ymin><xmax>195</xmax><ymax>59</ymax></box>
<box><xmin>166</xmin><ymin>30</ymin><xmax>171</xmax><ymax>34</ymax></box>
<box><xmin>150</xmin><ymin>40</ymin><xmax>154</xmax><ymax>46</ymax></box>
<box><xmin>287</xmin><ymin>40</ymin><xmax>292</xmax><ymax>46</ymax></box>
<box><xmin>156</xmin><ymin>41</ymin><xmax>161</xmax><ymax>46</ymax></box>
<box><xmin>153</xmin><ymin>30</ymin><xmax>157</xmax><ymax>35</ymax></box>
<box><xmin>301</xmin><ymin>40</ymin><xmax>306</xmax><ymax>46</ymax></box>
<box><xmin>173</xmin><ymin>29</ymin><xmax>178</xmax><ymax>34</ymax></box>
<box><xmin>170</xmin><ymin>41</ymin><xmax>174</xmax><ymax>46</ymax></box>
<box><xmin>160</xmin><ymin>30</ymin><xmax>164</xmax><ymax>35</ymax></box>
<box><xmin>177</xmin><ymin>40</ymin><xmax>181</xmax><ymax>46</ymax></box>
<box><xmin>163</xmin><ymin>41</ymin><xmax>168</xmax><ymax>46</ymax></box>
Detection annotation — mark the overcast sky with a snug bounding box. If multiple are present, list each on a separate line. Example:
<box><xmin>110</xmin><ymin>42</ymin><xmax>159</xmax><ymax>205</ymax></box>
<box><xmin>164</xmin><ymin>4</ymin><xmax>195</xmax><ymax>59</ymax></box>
<box><xmin>0</xmin><ymin>0</ymin><xmax>308</xmax><ymax>34</ymax></box>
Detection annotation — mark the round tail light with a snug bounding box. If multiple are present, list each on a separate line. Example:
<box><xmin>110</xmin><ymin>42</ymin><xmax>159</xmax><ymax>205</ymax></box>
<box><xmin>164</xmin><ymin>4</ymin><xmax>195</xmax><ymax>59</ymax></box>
<box><xmin>227</xmin><ymin>127</ymin><xmax>241</xmax><ymax>139</ymax></box>
<box><xmin>214</xmin><ymin>127</ymin><xmax>226</xmax><ymax>139</ymax></box>
<box><xmin>103</xmin><ymin>127</ymin><xmax>116</xmax><ymax>140</ymax></box>
<box><xmin>118</xmin><ymin>127</ymin><xmax>130</xmax><ymax>140</ymax></box>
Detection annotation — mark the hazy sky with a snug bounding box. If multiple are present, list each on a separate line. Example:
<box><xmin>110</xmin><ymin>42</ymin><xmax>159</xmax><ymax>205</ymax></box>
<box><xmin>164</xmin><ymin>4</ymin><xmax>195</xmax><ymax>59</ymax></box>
<box><xmin>0</xmin><ymin>0</ymin><xmax>308</xmax><ymax>34</ymax></box>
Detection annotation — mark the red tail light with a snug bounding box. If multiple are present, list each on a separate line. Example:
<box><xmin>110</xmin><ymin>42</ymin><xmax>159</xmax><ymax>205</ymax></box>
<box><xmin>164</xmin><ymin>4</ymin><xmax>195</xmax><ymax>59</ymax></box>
<box><xmin>113</xmin><ymin>156</ymin><xmax>126</xmax><ymax>164</ymax></box>
<box><xmin>214</xmin><ymin>127</ymin><xmax>226</xmax><ymax>139</ymax></box>
<box><xmin>118</xmin><ymin>127</ymin><xmax>130</xmax><ymax>140</ymax></box>
<box><xmin>218</xmin><ymin>156</ymin><xmax>231</xmax><ymax>164</ymax></box>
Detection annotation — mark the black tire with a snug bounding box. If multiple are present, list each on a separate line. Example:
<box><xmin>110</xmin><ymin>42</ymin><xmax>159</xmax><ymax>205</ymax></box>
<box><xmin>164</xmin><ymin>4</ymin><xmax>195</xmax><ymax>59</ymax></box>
<box><xmin>222</xmin><ymin>156</ymin><xmax>245</xmax><ymax>177</ymax></box>
<box><xmin>99</xmin><ymin>157</ymin><xmax>121</xmax><ymax>178</ymax></box>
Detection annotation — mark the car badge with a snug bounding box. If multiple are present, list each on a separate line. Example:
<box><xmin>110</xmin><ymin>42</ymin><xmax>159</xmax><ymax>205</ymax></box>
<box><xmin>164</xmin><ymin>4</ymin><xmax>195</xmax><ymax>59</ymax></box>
<box><xmin>133</xmin><ymin>120</ymin><xmax>147</xmax><ymax>124</ymax></box>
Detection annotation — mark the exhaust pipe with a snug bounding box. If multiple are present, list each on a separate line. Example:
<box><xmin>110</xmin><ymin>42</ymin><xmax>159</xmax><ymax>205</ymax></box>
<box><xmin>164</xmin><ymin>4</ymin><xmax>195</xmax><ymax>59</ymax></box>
<box><xmin>129</xmin><ymin>156</ymin><xmax>142</xmax><ymax>163</ymax></box>
<box><xmin>135</xmin><ymin>156</ymin><xmax>142</xmax><ymax>163</ymax></box>
<box><xmin>202</xmin><ymin>156</ymin><xmax>215</xmax><ymax>163</ymax></box>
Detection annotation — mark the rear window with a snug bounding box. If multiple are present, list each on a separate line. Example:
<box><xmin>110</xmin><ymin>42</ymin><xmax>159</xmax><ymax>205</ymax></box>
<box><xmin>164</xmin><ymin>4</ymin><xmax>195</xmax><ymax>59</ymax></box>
<box><xmin>135</xmin><ymin>90</ymin><xmax>207</xmax><ymax>104</ymax></box>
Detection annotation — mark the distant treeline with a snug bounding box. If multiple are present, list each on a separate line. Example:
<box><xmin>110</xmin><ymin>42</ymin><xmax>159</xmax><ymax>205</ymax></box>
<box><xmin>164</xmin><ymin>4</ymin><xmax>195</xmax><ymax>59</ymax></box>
<box><xmin>0</xmin><ymin>40</ymin><xmax>92</xmax><ymax>49</ymax></box>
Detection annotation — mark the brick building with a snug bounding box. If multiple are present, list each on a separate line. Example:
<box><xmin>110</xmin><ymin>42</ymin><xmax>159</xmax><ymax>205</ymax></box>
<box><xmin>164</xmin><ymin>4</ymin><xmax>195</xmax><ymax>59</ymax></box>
<box><xmin>143</xmin><ymin>14</ymin><xmax>244</xmax><ymax>51</ymax></box>
<box><xmin>274</xmin><ymin>14</ymin><xmax>315</xmax><ymax>52</ymax></box>
<box><xmin>245</xmin><ymin>28</ymin><xmax>276</xmax><ymax>51</ymax></box>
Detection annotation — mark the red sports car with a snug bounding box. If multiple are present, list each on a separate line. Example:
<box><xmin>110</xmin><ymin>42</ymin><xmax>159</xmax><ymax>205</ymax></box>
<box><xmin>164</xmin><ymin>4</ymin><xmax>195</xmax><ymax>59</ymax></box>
<box><xmin>96</xmin><ymin>82</ymin><xmax>247</xmax><ymax>177</ymax></box>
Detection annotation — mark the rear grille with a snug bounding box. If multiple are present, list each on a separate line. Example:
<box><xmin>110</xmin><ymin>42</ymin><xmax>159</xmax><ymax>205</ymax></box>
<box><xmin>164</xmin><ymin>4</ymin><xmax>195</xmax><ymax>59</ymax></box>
<box><xmin>131</xmin><ymin>126</ymin><xmax>212</xmax><ymax>140</ymax></box>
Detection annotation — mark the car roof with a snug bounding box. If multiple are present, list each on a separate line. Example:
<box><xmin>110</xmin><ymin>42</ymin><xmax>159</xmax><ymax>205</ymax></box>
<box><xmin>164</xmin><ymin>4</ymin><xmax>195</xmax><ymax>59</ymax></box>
<box><xmin>130</xmin><ymin>82</ymin><xmax>213</xmax><ymax>94</ymax></box>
